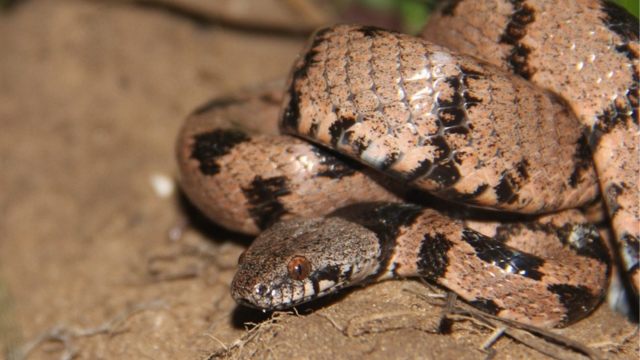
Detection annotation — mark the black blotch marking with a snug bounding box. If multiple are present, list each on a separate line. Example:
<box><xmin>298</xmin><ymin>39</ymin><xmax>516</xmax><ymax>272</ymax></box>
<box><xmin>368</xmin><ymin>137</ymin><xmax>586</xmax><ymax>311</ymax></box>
<box><xmin>471</xmin><ymin>183</ymin><xmax>490</xmax><ymax>197</ymax></box>
<box><xmin>310</xmin><ymin>277</ymin><xmax>320</xmax><ymax>297</ymax></box>
<box><xmin>378</xmin><ymin>152</ymin><xmax>400</xmax><ymax>171</ymax></box>
<box><xmin>499</xmin><ymin>1</ymin><xmax>536</xmax><ymax>79</ymax></box>
<box><xmin>462</xmin><ymin>92</ymin><xmax>482</xmax><ymax>109</ymax></box>
<box><xmin>442</xmin><ymin>183</ymin><xmax>489</xmax><ymax>202</ymax></box>
<box><xmin>390</xmin><ymin>136</ymin><xmax>457</xmax><ymax>184</ymax></box>
<box><xmin>440</xmin><ymin>0</ymin><xmax>464</xmax><ymax>16</ymax></box>
<box><xmin>460</xmin><ymin>65</ymin><xmax>486</xmax><ymax>78</ymax></box>
<box><xmin>616</xmin><ymin>42</ymin><xmax>639</xmax><ymax>64</ymax></box>
<box><xmin>569</xmin><ymin>134</ymin><xmax>593</xmax><ymax>188</ymax></box>
<box><xmin>594</xmin><ymin>1</ymin><xmax>639</xmax><ymax>141</ymax></box>
<box><xmin>493</xmin><ymin>160</ymin><xmax>529</xmax><ymax>204</ymax></box>
<box><xmin>515</xmin><ymin>159</ymin><xmax>529</xmax><ymax>181</ymax></box>
<box><xmin>462</xmin><ymin>229</ymin><xmax>545</xmax><ymax>280</ymax></box>
<box><xmin>438</xmin><ymin>107</ymin><xmax>466</xmax><ymax>126</ymax></box>
<box><xmin>346</xmin><ymin>132</ymin><xmax>370</xmax><ymax>156</ymax></box>
<box><xmin>437</xmin><ymin>77</ymin><xmax>464</xmax><ymax>108</ymax></box>
<box><xmin>356</xmin><ymin>26</ymin><xmax>382</xmax><ymax>38</ymax></box>
<box><xmin>190</xmin><ymin>129</ymin><xmax>250</xmax><ymax>175</ymax></box>
<box><xmin>459</xmin><ymin>68</ymin><xmax>486</xmax><ymax>108</ymax></box>
<box><xmin>445</xmin><ymin>126</ymin><xmax>471</xmax><ymax>143</ymax></box>
<box><xmin>438</xmin><ymin>76</ymin><xmax>478</xmax><ymax>124</ymax></box>
<box><xmin>599</xmin><ymin>1</ymin><xmax>639</xmax><ymax>44</ymax></box>
<box><xmin>241</xmin><ymin>176</ymin><xmax>291</xmax><ymax>230</ymax></box>
<box><xmin>355</xmin><ymin>25</ymin><xmax>400</xmax><ymax>38</ymax></box>
<box><xmin>426</xmin><ymin>136</ymin><xmax>452</xmax><ymax>162</ymax></box>
<box><xmin>494</xmin><ymin>174</ymin><xmax>518</xmax><ymax>205</ymax></box>
<box><xmin>329</xmin><ymin>116</ymin><xmax>357</xmax><ymax>148</ymax></box>
<box><xmin>310</xmin><ymin>146</ymin><xmax>363</xmax><ymax>179</ymax></box>
<box><xmin>417</xmin><ymin>233</ymin><xmax>454</xmax><ymax>280</ymax></box>
<box><xmin>590</xmin><ymin>99</ymin><xmax>638</xmax><ymax>148</ymax></box>
<box><xmin>281</xmin><ymin>27</ymin><xmax>333</xmax><ymax>133</ymax></box>
<box><xmin>399</xmin><ymin>158</ymin><xmax>433</xmax><ymax>183</ymax></box>
<box><xmin>329</xmin><ymin>203</ymin><xmax>424</xmax><ymax>280</ymax></box>
<box><xmin>495</xmin><ymin>219</ymin><xmax>610</xmax><ymax>263</ymax></box>
<box><xmin>469</xmin><ymin>299</ymin><xmax>502</xmax><ymax>315</ymax></box>
<box><xmin>556</xmin><ymin>224</ymin><xmax>611</xmax><ymax>266</ymax></box>
<box><xmin>427</xmin><ymin>159</ymin><xmax>461</xmax><ymax>188</ymax></box>
<box><xmin>547</xmin><ymin>284</ymin><xmax>599</xmax><ymax>326</ymax></box>
<box><xmin>310</xmin><ymin>265</ymin><xmax>342</xmax><ymax>286</ymax></box>
<box><xmin>590</xmin><ymin>69</ymin><xmax>638</xmax><ymax>143</ymax></box>
<box><xmin>192</xmin><ymin>97</ymin><xmax>244</xmax><ymax>115</ymax></box>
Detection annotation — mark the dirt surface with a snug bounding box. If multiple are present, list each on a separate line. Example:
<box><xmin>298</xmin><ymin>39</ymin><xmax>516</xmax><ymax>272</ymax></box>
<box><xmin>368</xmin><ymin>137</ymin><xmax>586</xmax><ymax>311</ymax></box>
<box><xmin>0</xmin><ymin>1</ymin><xmax>637</xmax><ymax>359</ymax></box>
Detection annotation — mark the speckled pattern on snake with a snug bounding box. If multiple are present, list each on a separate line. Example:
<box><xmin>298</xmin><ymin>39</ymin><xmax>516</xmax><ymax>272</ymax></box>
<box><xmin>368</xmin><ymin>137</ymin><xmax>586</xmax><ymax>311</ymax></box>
<box><xmin>176</xmin><ymin>0</ymin><xmax>638</xmax><ymax>328</ymax></box>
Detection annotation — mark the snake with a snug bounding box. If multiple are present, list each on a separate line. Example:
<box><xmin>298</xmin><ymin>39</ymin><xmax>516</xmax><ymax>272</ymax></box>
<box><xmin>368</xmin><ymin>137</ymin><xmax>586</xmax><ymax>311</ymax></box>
<box><xmin>175</xmin><ymin>0</ymin><xmax>638</xmax><ymax>328</ymax></box>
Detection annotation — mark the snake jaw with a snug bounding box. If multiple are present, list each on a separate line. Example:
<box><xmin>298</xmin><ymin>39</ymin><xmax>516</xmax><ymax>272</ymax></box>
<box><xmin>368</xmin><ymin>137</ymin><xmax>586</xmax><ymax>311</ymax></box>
<box><xmin>231</xmin><ymin>271</ymin><xmax>336</xmax><ymax>310</ymax></box>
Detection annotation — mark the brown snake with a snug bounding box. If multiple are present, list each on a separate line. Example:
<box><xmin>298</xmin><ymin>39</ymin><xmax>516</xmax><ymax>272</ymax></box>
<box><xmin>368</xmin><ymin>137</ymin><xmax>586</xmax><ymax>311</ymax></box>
<box><xmin>176</xmin><ymin>0</ymin><xmax>638</xmax><ymax>328</ymax></box>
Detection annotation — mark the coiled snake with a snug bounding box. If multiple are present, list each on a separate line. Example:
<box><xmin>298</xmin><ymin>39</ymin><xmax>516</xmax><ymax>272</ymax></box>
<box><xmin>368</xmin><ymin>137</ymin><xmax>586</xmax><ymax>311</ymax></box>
<box><xmin>176</xmin><ymin>0</ymin><xmax>638</xmax><ymax>328</ymax></box>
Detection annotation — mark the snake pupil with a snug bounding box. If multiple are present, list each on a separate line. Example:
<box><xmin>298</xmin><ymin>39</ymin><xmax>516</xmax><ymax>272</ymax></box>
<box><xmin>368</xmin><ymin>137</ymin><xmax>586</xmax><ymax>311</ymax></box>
<box><xmin>288</xmin><ymin>256</ymin><xmax>311</xmax><ymax>280</ymax></box>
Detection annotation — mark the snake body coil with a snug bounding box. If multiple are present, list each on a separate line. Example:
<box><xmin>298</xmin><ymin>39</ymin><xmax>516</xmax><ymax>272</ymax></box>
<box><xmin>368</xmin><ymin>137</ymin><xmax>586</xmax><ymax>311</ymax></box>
<box><xmin>176</xmin><ymin>0</ymin><xmax>638</xmax><ymax>328</ymax></box>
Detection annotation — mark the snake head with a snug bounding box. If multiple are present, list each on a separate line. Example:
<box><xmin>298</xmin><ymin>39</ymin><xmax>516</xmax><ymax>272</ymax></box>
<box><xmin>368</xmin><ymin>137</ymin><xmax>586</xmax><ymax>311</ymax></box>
<box><xmin>231</xmin><ymin>216</ymin><xmax>382</xmax><ymax>310</ymax></box>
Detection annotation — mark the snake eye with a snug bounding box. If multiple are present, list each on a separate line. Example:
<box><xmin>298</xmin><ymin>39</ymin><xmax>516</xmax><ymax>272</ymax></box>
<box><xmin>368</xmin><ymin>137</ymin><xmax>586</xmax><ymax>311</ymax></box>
<box><xmin>288</xmin><ymin>256</ymin><xmax>311</xmax><ymax>281</ymax></box>
<box><xmin>238</xmin><ymin>249</ymin><xmax>248</xmax><ymax>265</ymax></box>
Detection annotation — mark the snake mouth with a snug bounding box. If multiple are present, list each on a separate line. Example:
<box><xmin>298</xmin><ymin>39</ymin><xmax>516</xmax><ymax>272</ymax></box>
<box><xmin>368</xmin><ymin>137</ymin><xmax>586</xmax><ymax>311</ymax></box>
<box><xmin>233</xmin><ymin>298</ymin><xmax>267</xmax><ymax>311</ymax></box>
<box><xmin>232</xmin><ymin>279</ymin><xmax>344</xmax><ymax>311</ymax></box>
<box><xmin>234</xmin><ymin>293</ymin><xmax>321</xmax><ymax>311</ymax></box>
<box><xmin>232</xmin><ymin>286</ymin><xmax>316</xmax><ymax>311</ymax></box>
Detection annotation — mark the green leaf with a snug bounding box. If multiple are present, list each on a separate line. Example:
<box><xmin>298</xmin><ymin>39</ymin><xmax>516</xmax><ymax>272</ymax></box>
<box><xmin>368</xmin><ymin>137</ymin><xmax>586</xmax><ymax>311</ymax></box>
<box><xmin>614</xmin><ymin>0</ymin><xmax>639</xmax><ymax>18</ymax></box>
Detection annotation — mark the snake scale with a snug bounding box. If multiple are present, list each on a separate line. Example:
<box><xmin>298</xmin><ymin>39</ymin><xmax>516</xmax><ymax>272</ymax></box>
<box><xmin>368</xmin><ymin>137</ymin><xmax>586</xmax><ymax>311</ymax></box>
<box><xmin>176</xmin><ymin>0</ymin><xmax>638</xmax><ymax>328</ymax></box>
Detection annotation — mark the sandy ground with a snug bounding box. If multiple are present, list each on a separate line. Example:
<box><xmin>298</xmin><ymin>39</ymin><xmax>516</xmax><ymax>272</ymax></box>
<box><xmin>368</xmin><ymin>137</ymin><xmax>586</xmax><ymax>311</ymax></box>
<box><xmin>0</xmin><ymin>1</ymin><xmax>638</xmax><ymax>359</ymax></box>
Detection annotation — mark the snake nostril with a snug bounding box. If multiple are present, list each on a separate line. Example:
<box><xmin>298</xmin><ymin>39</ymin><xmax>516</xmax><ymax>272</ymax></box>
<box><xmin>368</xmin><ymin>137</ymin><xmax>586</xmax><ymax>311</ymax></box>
<box><xmin>254</xmin><ymin>284</ymin><xmax>269</xmax><ymax>295</ymax></box>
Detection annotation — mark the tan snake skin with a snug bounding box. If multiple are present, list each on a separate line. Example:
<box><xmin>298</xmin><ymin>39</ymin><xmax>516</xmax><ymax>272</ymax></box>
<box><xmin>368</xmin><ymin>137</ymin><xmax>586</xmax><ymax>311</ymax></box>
<box><xmin>421</xmin><ymin>0</ymin><xmax>639</xmax><ymax>295</ymax></box>
<box><xmin>176</xmin><ymin>0</ymin><xmax>637</xmax><ymax>328</ymax></box>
